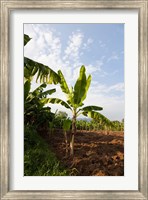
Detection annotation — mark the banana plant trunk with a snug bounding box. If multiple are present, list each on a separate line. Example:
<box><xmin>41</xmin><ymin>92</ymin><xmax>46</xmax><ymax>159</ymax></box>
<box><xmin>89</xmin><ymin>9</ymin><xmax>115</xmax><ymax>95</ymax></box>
<box><xmin>64</xmin><ymin>131</ymin><xmax>68</xmax><ymax>157</ymax></box>
<box><xmin>70</xmin><ymin>111</ymin><xmax>76</xmax><ymax>156</ymax></box>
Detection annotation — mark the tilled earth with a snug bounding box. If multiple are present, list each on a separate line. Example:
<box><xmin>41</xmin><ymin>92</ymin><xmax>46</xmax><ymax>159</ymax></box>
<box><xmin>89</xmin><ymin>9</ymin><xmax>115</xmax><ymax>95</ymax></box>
<box><xmin>41</xmin><ymin>130</ymin><xmax>124</xmax><ymax>176</ymax></box>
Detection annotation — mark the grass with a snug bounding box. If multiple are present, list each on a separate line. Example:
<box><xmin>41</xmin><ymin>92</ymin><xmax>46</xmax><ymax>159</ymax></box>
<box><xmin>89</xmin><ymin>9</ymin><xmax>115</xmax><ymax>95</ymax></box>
<box><xmin>24</xmin><ymin>125</ymin><xmax>68</xmax><ymax>176</ymax></box>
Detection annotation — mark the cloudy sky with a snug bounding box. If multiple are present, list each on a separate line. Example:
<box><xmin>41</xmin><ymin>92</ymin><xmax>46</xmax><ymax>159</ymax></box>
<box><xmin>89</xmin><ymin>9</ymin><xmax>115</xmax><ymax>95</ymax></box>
<box><xmin>24</xmin><ymin>23</ymin><xmax>124</xmax><ymax>121</ymax></box>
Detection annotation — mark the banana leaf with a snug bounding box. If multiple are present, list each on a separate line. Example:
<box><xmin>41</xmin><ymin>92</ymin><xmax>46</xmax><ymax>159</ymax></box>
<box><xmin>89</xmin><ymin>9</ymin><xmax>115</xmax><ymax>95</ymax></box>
<box><xmin>41</xmin><ymin>98</ymin><xmax>72</xmax><ymax>110</ymax></box>
<box><xmin>24</xmin><ymin>57</ymin><xmax>60</xmax><ymax>84</ymax></box>
<box><xmin>24</xmin><ymin>34</ymin><xmax>31</xmax><ymax>46</ymax></box>
<box><xmin>82</xmin><ymin>110</ymin><xmax>112</xmax><ymax>126</ymax></box>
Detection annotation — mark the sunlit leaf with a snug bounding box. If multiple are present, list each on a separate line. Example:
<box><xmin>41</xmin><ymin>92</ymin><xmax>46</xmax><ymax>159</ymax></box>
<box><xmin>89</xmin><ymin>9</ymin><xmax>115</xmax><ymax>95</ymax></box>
<box><xmin>73</xmin><ymin>66</ymin><xmax>86</xmax><ymax>106</ymax></box>
<box><xmin>80</xmin><ymin>105</ymin><xmax>103</xmax><ymax>112</ymax></box>
<box><xmin>58</xmin><ymin>70</ymin><xmax>70</xmax><ymax>94</ymax></box>
<box><xmin>32</xmin><ymin>83</ymin><xmax>47</xmax><ymax>96</ymax></box>
<box><xmin>80</xmin><ymin>74</ymin><xmax>91</xmax><ymax>104</ymax></box>
<box><xmin>24</xmin><ymin>57</ymin><xmax>60</xmax><ymax>84</ymax></box>
<box><xmin>38</xmin><ymin>89</ymin><xmax>56</xmax><ymax>98</ymax></box>
<box><xmin>82</xmin><ymin>111</ymin><xmax>112</xmax><ymax>126</ymax></box>
<box><xmin>41</xmin><ymin>98</ymin><xmax>72</xmax><ymax>110</ymax></box>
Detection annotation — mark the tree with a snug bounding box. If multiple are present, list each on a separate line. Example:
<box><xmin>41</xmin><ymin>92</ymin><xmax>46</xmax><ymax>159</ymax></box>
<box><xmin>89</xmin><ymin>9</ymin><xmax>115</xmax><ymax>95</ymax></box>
<box><xmin>41</xmin><ymin>66</ymin><xmax>111</xmax><ymax>156</ymax></box>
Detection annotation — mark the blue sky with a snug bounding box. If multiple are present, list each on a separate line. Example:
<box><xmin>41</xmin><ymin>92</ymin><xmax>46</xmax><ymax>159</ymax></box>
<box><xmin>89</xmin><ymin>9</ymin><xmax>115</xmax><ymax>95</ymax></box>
<box><xmin>24</xmin><ymin>23</ymin><xmax>124</xmax><ymax>121</ymax></box>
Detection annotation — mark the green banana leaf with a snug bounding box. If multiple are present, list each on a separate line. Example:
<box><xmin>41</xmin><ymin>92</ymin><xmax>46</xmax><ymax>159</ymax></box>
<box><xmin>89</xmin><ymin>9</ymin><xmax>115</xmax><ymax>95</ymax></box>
<box><xmin>25</xmin><ymin>83</ymin><xmax>55</xmax><ymax>106</ymax></box>
<box><xmin>58</xmin><ymin>70</ymin><xmax>75</xmax><ymax>106</ymax></box>
<box><xmin>31</xmin><ymin>83</ymin><xmax>47</xmax><ymax>96</ymax></box>
<box><xmin>73</xmin><ymin>66</ymin><xmax>91</xmax><ymax>107</ymax></box>
<box><xmin>24</xmin><ymin>34</ymin><xmax>31</xmax><ymax>46</ymax></box>
<box><xmin>24</xmin><ymin>57</ymin><xmax>60</xmax><ymax>84</ymax></box>
<box><xmin>73</xmin><ymin>66</ymin><xmax>86</xmax><ymax>105</ymax></box>
<box><xmin>38</xmin><ymin>89</ymin><xmax>56</xmax><ymax>98</ymax></box>
<box><xmin>58</xmin><ymin>70</ymin><xmax>70</xmax><ymax>94</ymax></box>
<box><xmin>80</xmin><ymin>74</ymin><xmax>91</xmax><ymax>104</ymax></box>
<box><xmin>31</xmin><ymin>83</ymin><xmax>56</xmax><ymax>98</ymax></box>
<box><xmin>80</xmin><ymin>105</ymin><xmax>103</xmax><ymax>112</ymax></box>
<box><xmin>40</xmin><ymin>98</ymin><xmax>72</xmax><ymax>110</ymax></box>
<box><xmin>82</xmin><ymin>110</ymin><xmax>112</xmax><ymax>126</ymax></box>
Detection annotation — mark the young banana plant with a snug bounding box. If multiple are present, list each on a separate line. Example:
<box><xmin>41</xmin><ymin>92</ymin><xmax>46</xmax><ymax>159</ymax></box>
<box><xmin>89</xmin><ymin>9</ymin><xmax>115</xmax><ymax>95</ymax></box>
<box><xmin>63</xmin><ymin>119</ymin><xmax>72</xmax><ymax>157</ymax></box>
<box><xmin>41</xmin><ymin>65</ymin><xmax>111</xmax><ymax>156</ymax></box>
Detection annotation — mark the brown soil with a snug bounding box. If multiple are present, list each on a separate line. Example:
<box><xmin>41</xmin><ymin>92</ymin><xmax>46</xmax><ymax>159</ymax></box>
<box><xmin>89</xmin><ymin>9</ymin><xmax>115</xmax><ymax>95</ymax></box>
<box><xmin>40</xmin><ymin>129</ymin><xmax>124</xmax><ymax>176</ymax></box>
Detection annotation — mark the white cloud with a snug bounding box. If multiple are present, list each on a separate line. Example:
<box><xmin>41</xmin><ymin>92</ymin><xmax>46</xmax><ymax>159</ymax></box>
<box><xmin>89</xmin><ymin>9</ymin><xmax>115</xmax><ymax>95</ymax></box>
<box><xmin>85</xmin><ymin>64</ymin><xmax>100</xmax><ymax>74</ymax></box>
<box><xmin>24</xmin><ymin>25</ymin><xmax>62</xmax><ymax>72</ymax></box>
<box><xmin>108</xmin><ymin>83</ymin><xmax>124</xmax><ymax>92</ymax></box>
<box><xmin>96</xmin><ymin>60</ymin><xmax>104</xmax><ymax>70</ymax></box>
<box><xmin>110</xmin><ymin>70</ymin><xmax>118</xmax><ymax>76</ymax></box>
<box><xmin>84</xmin><ymin>81</ymin><xmax>124</xmax><ymax>121</ymax></box>
<box><xmin>107</xmin><ymin>52</ymin><xmax>119</xmax><ymax>62</ymax></box>
<box><xmin>99</xmin><ymin>40</ymin><xmax>106</xmax><ymax>48</ymax></box>
<box><xmin>84</xmin><ymin>90</ymin><xmax>124</xmax><ymax>121</ymax></box>
<box><xmin>83</xmin><ymin>38</ymin><xmax>93</xmax><ymax>50</ymax></box>
<box><xmin>90</xmin><ymin>60</ymin><xmax>108</xmax><ymax>77</ymax></box>
<box><xmin>87</xmin><ymin>38</ymin><xmax>93</xmax><ymax>44</ymax></box>
<box><xmin>64</xmin><ymin>31</ymin><xmax>83</xmax><ymax>61</ymax></box>
<box><xmin>90</xmin><ymin>82</ymin><xmax>124</xmax><ymax>94</ymax></box>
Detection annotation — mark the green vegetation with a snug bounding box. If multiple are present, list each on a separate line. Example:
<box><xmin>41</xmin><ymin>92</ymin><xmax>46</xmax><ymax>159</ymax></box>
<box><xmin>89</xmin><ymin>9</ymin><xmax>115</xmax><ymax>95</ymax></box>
<box><xmin>24</xmin><ymin>81</ymin><xmax>55</xmax><ymax>129</ymax></box>
<box><xmin>24</xmin><ymin>125</ymin><xmax>68</xmax><ymax>176</ymax></box>
<box><xmin>76</xmin><ymin>119</ymin><xmax>124</xmax><ymax>132</ymax></box>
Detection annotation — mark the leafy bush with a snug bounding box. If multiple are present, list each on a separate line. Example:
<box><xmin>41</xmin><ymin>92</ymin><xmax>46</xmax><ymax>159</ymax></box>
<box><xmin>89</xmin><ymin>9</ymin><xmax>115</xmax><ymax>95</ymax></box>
<box><xmin>24</xmin><ymin>125</ymin><xmax>68</xmax><ymax>176</ymax></box>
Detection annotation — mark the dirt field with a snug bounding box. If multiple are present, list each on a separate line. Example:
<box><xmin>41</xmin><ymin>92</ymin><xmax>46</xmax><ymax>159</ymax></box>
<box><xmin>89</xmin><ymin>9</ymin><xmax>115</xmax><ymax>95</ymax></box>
<box><xmin>42</xmin><ymin>130</ymin><xmax>124</xmax><ymax>176</ymax></box>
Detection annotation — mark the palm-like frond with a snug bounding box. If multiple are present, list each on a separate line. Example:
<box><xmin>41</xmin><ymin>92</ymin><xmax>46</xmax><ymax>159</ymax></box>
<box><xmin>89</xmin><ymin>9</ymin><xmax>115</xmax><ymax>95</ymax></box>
<box><xmin>38</xmin><ymin>89</ymin><xmax>56</xmax><ymax>98</ymax></box>
<box><xmin>58</xmin><ymin>70</ymin><xmax>70</xmax><ymax>94</ymax></box>
<box><xmin>82</xmin><ymin>110</ymin><xmax>112</xmax><ymax>126</ymax></box>
<box><xmin>79</xmin><ymin>105</ymin><xmax>103</xmax><ymax>113</ymax></box>
<box><xmin>73</xmin><ymin>66</ymin><xmax>92</xmax><ymax>107</ymax></box>
<box><xmin>80</xmin><ymin>74</ymin><xmax>91</xmax><ymax>103</ymax></box>
<box><xmin>58</xmin><ymin>70</ymin><xmax>75</xmax><ymax>106</ymax></box>
<box><xmin>40</xmin><ymin>98</ymin><xmax>72</xmax><ymax>110</ymax></box>
<box><xmin>24</xmin><ymin>57</ymin><xmax>60</xmax><ymax>84</ymax></box>
<box><xmin>24</xmin><ymin>82</ymin><xmax>56</xmax><ymax>114</ymax></box>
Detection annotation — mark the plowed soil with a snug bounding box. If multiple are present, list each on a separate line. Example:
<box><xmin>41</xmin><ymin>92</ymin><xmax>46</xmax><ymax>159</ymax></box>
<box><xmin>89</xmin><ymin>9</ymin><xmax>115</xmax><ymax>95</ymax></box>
<box><xmin>41</xmin><ymin>130</ymin><xmax>124</xmax><ymax>176</ymax></box>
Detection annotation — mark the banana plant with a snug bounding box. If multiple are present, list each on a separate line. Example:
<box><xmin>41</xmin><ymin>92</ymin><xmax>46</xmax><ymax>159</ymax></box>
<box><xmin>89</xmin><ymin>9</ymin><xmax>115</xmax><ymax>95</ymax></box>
<box><xmin>24</xmin><ymin>34</ymin><xmax>60</xmax><ymax>84</ymax></box>
<box><xmin>24</xmin><ymin>34</ymin><xmax>61</xmax><ymax>129</ymax></box>
<box><xmin>63</xmin><ymin>119</ymin><xmax>72</xmax><ymax>157</ymax></box>
<box><xmin>24</xmin><ymin>80</ymin><xmax>56</xmax><ymax>127</ymax></box>
<box><xmin>41</xmin><ymin>65</ymin><xmax>111</xmax><ymax>157</ymax></box>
